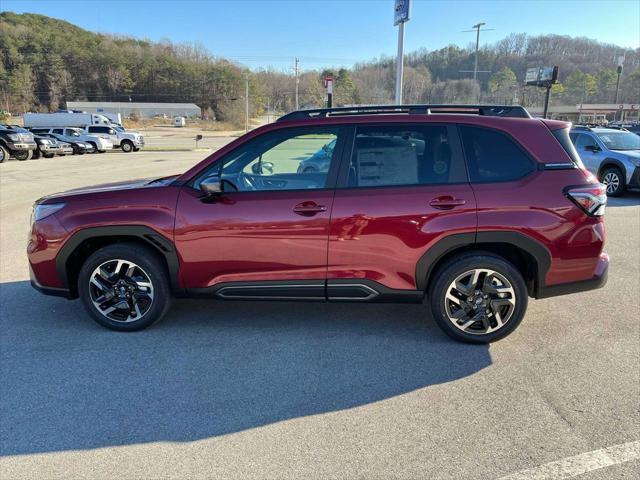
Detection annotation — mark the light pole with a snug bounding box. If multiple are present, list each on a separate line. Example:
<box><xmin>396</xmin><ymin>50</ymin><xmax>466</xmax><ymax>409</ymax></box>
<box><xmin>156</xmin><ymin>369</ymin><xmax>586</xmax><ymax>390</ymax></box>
<box><xmin>294</xmin><ymin>57</ymin><xmax>299</xmax><ymax>111</ymax></box>
<box><xmin>244</xmin><ymin>73</ymin><xmax>249</xmax><ymax>132</ymax></box>
<box><xmin>614</xmin><ymin>55</ymin><xmax>624</xmax><ymax>121</ymax></box>
<box><xmin>394</xmin><ymin>0</ymin><xmax>411</xmax><ymax>105</ymax></box>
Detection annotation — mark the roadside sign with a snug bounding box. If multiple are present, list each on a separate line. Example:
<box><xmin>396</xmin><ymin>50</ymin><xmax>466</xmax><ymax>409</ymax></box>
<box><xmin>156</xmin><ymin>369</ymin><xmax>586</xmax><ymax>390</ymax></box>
<box><xmin>394</xmin><ymin>0</ymin><xmax>410</xmax><ymax>25</ymax></box>
<box><xmin>525</xmin><ymin>66</ymin><xmax>558</xmax><ymax>86</ymax></box>
<box><xmin>323</xmin><ymin>76</ymin><xmax>333</xmax><ymax>94</ymax></box>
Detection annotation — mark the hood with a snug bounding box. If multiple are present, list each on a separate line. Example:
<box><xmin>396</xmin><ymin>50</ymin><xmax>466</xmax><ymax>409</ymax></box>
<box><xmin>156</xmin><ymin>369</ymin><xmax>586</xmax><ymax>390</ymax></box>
<box><xmin>38</xmin><ymin>175</ymin><xmax>179</xmax><ymax>203</ymax></box>
<box><xmin>620</xmin><ymin>150</ymin><xmax>640</xmax><ymax>160</ymax></box>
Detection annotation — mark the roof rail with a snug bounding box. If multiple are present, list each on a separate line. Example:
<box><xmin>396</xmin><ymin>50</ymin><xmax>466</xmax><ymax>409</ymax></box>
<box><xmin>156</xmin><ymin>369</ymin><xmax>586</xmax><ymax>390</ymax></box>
<box><xmin>571</xmin><ymin>125</ymin><xmax>593</xmax><ymax>131</ymax></box>
<box><xmin>277</xmin><ymin>104</ymin><xmax>531</xmax><ymax>122</ymax></box>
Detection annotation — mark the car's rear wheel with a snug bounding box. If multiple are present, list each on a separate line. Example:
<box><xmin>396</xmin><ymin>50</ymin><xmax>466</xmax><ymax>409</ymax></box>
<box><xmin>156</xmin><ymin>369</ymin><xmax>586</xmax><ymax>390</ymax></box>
<box><xmin>600</xmin><ymin>166</ymin><xmax>624</xmax><ymax>197</ymax></box>
<box><xmin>429</xmin><ymin>252</ymin><xmax>528</xmax><ymax>343</ymax></box>
<box><xmin>78</xmin><ymin>243</ymin><xmax>171</xmax><ymax>331</ymax></box>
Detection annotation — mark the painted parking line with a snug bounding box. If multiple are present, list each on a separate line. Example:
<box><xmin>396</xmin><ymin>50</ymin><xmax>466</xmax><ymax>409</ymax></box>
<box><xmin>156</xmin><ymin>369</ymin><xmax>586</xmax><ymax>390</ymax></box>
<box><xmin>498</xmin><ymin>440</ymin><xmax>640</xmax><ymax>480</ymax></box>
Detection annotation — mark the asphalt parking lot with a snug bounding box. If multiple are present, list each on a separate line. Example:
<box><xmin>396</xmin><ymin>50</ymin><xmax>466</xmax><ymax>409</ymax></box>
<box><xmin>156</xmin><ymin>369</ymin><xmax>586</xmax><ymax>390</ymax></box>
<box><xmin>0</xmin><ymin>149</ymin><xmax>638</xmax><ymax>479</ymax></box>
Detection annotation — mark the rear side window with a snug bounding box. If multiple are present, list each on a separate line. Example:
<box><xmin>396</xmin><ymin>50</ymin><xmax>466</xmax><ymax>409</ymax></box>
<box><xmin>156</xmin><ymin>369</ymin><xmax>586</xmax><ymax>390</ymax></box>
<box><xmin>460</xmin><ymin>126</ymin><xmax>535</xmax><ymax>182</ymax></box>
<box><xmin>347</xmin><ymin>125</ymin><xmax>466</xmax><ymax>187</ymax></box>
<box><xmin>553</xmin><ymin>128</ymin><xmax>583</xmax><ymax>166</ymax></box>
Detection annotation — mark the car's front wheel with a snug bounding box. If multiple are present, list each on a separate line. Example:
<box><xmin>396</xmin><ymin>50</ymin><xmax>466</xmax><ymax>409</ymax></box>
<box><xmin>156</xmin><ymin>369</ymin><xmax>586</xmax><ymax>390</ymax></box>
<box><xmin>78</xmin><ymin>243</ymin><xmax>171</xmax><ymax>331</ymax></box>
<box><xmin>14</xmin><ymin>150</ymin><xmax>32</xmax><ymax>161</ymax></box>
<box><xmin>121</xmin><ymin>141</ymin><xmax>134</xmax><ymax>152</ymax></box>
<box><xmin>0</xmin><ymin>145</ymin><xmax>8</xmax><ymax>163</ymax></box>
<box><xmin>600</xmin><ymin>166</ymin><xmax>624</xmax><ymax>197</ymax></box>
<box><xmin>429</xmin><ymin>252</ymin><xmax>528</xmax><ymax>343</ymax></box>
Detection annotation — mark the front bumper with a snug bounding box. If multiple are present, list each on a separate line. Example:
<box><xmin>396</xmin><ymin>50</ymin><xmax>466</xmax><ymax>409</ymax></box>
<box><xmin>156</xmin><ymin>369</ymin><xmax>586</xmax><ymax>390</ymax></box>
<box><xmin>536</xmin><ymin>253</ymin><xmax>609</xmax><ymax>299</ymax></box>
<box><xmin>29</xmin><ymin>264</ymin><xmax>71</xmax><ymax>298</ymax></box>
<box><xmin>628</xmin><ymin>166</ymin><xmax>640</xmax><ymax>190</ymax></box>
<box><xmin>8</xmin><ymin>141</ymin><xmax>37</xmax><ymax>151</ymax></box>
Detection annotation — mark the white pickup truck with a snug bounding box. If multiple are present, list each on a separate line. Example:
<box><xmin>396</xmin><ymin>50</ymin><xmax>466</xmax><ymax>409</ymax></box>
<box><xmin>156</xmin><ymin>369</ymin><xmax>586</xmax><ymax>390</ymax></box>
<box><xmin>85</xmin><ymin>125</ymin><xmax>144</xmax><ymax>152</ymax></box>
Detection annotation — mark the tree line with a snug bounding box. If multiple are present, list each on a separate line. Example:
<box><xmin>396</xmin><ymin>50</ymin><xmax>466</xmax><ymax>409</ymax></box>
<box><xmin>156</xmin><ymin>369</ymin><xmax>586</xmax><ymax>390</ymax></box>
<box><xmin>1</xmin><ymin>12</ymin><xmax>638</xmax><ymax>126</ymax></box>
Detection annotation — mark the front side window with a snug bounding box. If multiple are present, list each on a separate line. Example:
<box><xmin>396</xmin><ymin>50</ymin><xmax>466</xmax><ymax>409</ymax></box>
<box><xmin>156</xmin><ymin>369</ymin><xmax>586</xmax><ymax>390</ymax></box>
<box><xmin>574</xmin><ymin>133</ymin><xmax>599</xmax><ymax>151</ymax></box>
<box><xmin>53</xmin><ymin>128</ymin><xmax>63</xmax><ymax>134</ymax></box>
<box><xmin>347</xmin><ymin>125</ymin><xmax>466</xmax><ymax>187</ymax></box>
<box><xmin>460</xmin><ymin>126</ymin><xmax>535</xmax><ymax>182</ymax></box>
<box><xmin>195</xmin><ymin>127</ymin><xmax>340</xmax><ymax>192</ymax></box>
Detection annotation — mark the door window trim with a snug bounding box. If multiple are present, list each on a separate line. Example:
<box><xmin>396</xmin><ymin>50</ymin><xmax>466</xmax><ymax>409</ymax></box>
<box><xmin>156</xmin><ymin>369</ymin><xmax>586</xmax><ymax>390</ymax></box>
<box><xmin>335</xmin><ymin>123</ymin><xmax>468</xmax><ymax>189</ymax></box>
<box><xmin>188</xmin><ymin>125</ymin><xmax>350</xmax><ymax>194</ymax></box>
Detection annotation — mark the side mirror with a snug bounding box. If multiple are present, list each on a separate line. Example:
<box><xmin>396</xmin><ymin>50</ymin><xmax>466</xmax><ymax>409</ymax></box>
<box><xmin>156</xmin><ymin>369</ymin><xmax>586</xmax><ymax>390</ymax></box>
<box><xmin>251</xmin><ymin>161</ymin><xmax>274</xmax><ymax>175</ymax></box>
<box><xmin>200</xmin><ymin>176</ymin><xmax>222</xmax><ymax>196</ymax></box>
<box><xmin>585</xmin><ymin>145</ymin><xmax>600</xmax><ymax>152</ymax></box>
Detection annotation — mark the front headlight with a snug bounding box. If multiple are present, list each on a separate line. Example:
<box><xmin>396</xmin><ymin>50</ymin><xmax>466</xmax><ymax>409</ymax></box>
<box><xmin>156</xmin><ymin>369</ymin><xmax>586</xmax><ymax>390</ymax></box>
<box><xmin>7</xmin><ymin>134</ymin><xmax>19</xmax><ymax>141</ymax></box>
<box><xmin>40</xmin><ymin>139</ymin><xmax>50</xmax><ymax>145</ymax></box>
<box><xmin>31</xmin><ymin>203</ymin><xmax>65</xmax><ymax>224</ymax></box>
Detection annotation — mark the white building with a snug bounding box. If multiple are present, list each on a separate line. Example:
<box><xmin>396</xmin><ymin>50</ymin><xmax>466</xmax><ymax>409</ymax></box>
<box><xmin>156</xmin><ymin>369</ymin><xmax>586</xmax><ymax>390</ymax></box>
<box><xmin>66</xmin><ymin>101</ymin><xmax>202</xmax><ymax>119</ymax></box>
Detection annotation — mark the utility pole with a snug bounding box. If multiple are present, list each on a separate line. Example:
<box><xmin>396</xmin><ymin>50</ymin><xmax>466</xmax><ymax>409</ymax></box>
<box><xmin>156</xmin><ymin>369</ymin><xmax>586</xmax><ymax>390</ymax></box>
<box><xmin>244</xmin><ymin>73</ymin><xmax>249</xmax><ymax>132</ymax></box>
<box><xmin>294</xmin><ymin>57</ymin><xmax>299</xmax><ymax>111</ymax></box>
<box><xmin>472</xmin><ymin>22</ymin><xmax>485</xmax><ymax>82</ymax></box>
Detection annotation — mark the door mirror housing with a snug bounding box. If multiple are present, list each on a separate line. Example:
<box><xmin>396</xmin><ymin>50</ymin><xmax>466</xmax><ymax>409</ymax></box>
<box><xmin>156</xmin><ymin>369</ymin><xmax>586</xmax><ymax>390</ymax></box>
<box><xmin>585</xmin><ymin>144</ymin><xmax>601</xmax><ymax>152</ymax></box>
<box><xmin>200</xmin><ymin>176</ymin><xmax>222</xmax><ymax>196</ymax></box>
<box><xmin>251</xmin><ymin>161</ymin><xmax>274</xmax><ymax>175</ymax></box>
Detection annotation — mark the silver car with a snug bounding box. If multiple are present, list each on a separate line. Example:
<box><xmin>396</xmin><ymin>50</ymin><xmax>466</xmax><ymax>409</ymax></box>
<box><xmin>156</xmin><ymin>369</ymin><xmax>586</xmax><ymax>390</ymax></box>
<box><xmin>570</xmin><ymin>126</ymin><xmax>640</xmax><ymax>196</ymax></box>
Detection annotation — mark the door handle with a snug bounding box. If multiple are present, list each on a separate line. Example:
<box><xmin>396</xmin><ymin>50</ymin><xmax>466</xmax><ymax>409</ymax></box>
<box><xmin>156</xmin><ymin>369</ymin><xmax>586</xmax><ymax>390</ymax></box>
<box><xmin>429</xmin><ymin>196</ymin><xmax>467</xmax><ymax>210</ymax></box>
<box><xmin>293</xmin><ymin>202</ymin><xmax>327</xmax><ymax>216</ymax></box>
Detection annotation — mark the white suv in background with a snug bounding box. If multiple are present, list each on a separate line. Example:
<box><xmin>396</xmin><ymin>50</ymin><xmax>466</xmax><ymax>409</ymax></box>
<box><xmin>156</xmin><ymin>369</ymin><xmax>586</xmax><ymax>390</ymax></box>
<box><xmin>86</xmin><ymin>125</ymin><xmax>144</xmax><ymax>152</ymax></box>
<box><xmin>30</xmin><ymin>127</ymin><xmax>113</xmax><ymax>153</ymax></box>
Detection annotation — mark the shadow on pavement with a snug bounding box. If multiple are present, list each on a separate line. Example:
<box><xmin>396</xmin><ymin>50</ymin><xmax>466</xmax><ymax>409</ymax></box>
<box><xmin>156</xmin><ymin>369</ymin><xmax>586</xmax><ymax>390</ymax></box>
<box><xmin>606</xmin><ymin>191</ymin><xmax>640</xmax><ymax>207</ymax></box>
<box><xmin>0</xmin><ymin>280</ymin><xmax>491</xmax><ymax>456</ymax></box>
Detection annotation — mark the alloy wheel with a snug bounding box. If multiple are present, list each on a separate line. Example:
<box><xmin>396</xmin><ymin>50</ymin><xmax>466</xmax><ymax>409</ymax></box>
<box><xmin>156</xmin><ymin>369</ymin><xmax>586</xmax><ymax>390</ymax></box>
<box><xmin>89</xmin><ymin>259</ymin><xmax>154</xmax><ymax>323</ymax></box>
<box><xmin>602</xmin><ymin>172</ymin><xmax>620</xmax><ymax>194</ymax></box>
<box><xmin>444</xmin><ymin>268</ymin><xmax>516</xmax><ymax>335</ymax></box>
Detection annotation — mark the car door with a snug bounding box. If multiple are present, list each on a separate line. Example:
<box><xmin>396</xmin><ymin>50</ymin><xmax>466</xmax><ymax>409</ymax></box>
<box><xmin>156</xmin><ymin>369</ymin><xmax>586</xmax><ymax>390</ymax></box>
<box><xmin>88</xmin><ymin>126</ymin><xmax>117</xmax><ymax>145</ymax></box>
<box><xmin>174</xmin><ymin>125</ymin><xmax>347</xmax><ymax>298</ymax></box>
<box><xmin>573</xmin><ymin>133</ymin><xmax>602</xmax><ymax>174</ymax></box>
<box><xmin>326</xmin><ymin>123</ymin><xmax>477</xmax><ymax>296</ymax></box>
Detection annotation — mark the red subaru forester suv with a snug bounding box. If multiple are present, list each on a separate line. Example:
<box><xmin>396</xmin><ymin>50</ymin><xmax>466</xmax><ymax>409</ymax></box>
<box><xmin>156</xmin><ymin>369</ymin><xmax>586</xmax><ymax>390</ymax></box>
<box><xmin>28</xmin><ymin>105</ymin><xmax>608</xmax><ymax>343</ymax></box>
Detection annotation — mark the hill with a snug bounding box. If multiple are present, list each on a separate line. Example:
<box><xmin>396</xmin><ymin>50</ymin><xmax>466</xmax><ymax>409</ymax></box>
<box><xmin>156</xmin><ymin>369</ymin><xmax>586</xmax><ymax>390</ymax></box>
<box><xmin>1</xmin><ymin>11</ymin><xmax>638</xmax><ymax>122</ymax></box>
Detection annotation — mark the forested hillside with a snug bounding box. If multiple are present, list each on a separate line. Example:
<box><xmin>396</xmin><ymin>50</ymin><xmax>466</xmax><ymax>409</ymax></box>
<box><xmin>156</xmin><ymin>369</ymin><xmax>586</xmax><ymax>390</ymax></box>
<box><xmin>1</xmin><ymin>11</ymin><xmax>638</xmax><ymax>123</ymax></box>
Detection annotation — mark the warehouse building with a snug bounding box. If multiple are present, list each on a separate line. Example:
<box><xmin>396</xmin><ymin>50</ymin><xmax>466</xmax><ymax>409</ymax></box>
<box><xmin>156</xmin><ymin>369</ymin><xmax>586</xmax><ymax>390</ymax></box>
<box><xmin>66</xmin><ymin>101</ymin><xmax>202</xmax><ymax>119</ymax></box>
<box><xmin>528</xmin><ymin>103</ymin><xmax>639</xmax><ymax>123</ymax></box>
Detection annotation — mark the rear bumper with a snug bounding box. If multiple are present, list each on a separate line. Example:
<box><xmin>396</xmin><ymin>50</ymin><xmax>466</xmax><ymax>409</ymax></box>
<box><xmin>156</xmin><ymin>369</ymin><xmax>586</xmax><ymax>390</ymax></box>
<box><xmin>30</xmin><ymin>264</ymin><xmax>71</xmax><ymax>299</ymax></box>
<box><xmin>536</xmin><ymin>253</ymin><xmax>609</xmax><ymax>299</ymax></box>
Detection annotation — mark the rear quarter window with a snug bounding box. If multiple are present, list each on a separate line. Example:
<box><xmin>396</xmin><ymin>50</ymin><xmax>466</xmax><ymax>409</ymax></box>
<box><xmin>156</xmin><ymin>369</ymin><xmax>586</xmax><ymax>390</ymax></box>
<box><xmin>459</xmin><ymin>126</ymin><xmax>535</xmax><ymax>182</ymax></box>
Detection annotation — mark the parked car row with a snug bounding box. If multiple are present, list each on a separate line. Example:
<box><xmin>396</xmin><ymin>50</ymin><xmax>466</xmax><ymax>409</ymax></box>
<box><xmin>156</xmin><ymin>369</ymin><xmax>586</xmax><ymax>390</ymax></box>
<box><xmin>24</xmin><ymin>113</ymin><xmax>144</xmax><ymax>152</ymax></box>
<box><xmin>0</xmin><ymin>124</ymin><xmax>102</xmax><ymax>162</ymax></box>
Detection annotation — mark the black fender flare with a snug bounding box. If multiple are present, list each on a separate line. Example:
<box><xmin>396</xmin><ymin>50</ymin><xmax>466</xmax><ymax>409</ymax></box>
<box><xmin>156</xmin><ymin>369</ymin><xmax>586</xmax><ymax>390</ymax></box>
<box><xmin>415</xmin><ymin>231</ymin><xmax>551</xmax><ymax>294</ymax></box>
<box><xmin>597</xmin><ymin>158</ymin><xmax>627</xmax><ymax>182</ymax></box>
<box><xmin>56</xmin><ymin>225</ymin><xmax>180</xmax><ymax>292</ymax></box>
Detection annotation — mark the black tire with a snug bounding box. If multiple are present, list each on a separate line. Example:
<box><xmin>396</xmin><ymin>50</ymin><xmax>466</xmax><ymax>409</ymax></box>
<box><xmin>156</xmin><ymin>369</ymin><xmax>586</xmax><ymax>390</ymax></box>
<box><xmin>133</xmin><ymin>147</ymin><xmax>140</xmax><ymax>152</ymax></box>
<box><xmin>121</xmin><ymin>140</ymin><xmax>134</xmax><ymax>153</ymax></box>
<box><xmin>0</xmin><ymin>145</ymin><xmax>8</xmax><ymax>163</ymax></box>
<box><xmin>78</xmin><ymin>243</ymin><xmax>171</xmax><ymax>331</ymax></box>
<box><xmin>428</xmin><ymin>252</ymin><xmax>528</xmax><ymax>344</ymax></box>
<box><xmin>32</xmin><ymin>150</ymin><xmax>41</xmax><ymax>160</ymax></box>
<box><xmin>600</xmin><ymin>166</ymin><xmax>624</xmax><ymax>197</ymax></box>
<box><xmin>43</xmin><ymin>153</ymin><xmax>55</xmax><ymax>159</ymax></box>
<box><xmin>14</xmin><ymin>150</ymin><xmax>32</xmax><ymax>161</ymax></box>
<box><xmin>88</xmin><ymin>142</ymin><xmax>98</xmax><ymax>153</ymax></box>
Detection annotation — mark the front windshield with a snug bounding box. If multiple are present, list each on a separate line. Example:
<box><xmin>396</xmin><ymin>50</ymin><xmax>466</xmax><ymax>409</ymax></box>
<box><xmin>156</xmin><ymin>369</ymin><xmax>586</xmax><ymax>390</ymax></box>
<box><xmin>596</xmin><ymin>131</ymin><xmax>640</xmax><ymax>151</ymax></box>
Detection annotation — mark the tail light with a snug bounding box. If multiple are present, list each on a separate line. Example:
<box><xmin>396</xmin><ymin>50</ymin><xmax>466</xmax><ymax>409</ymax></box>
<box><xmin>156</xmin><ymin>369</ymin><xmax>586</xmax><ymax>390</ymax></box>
<box><xmin>566</xmin><ymin>184</ymin><xmax>607</xmax><ymax>216</ymax></box>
